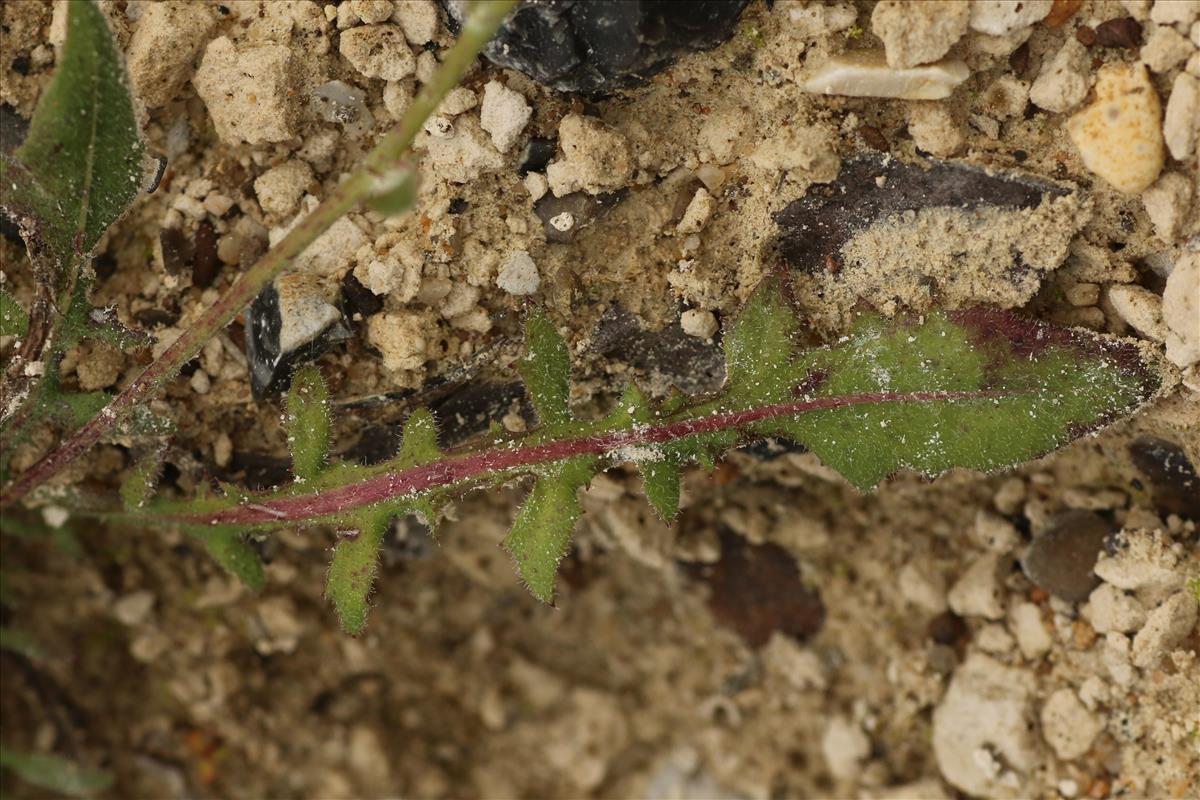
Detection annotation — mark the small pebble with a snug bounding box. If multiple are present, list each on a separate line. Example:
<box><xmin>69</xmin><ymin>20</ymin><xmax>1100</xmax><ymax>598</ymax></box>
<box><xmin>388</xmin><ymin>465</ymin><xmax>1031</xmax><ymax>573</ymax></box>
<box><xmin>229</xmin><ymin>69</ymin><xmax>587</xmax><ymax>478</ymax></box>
<box><xmin>803</xmin><ymin>50</ymin><xmax>970</xmax><ymax>100</ymax></box>
<box><xmin>549</xmin><ymin>212</ymin><xmax>574</xmax><ymax>232</ymax></box>
<box><xmin>1067</xmin><ymin>63</ymin><xmax>1164</xmax><ymax>194</ymax></box>
<box><xmin>1083</xmin><ymin>583</ymin><xmax>1146</xmax><ymax>633</ymax></box>
<box><xmin>947</xmin><ymin>552</ymin><xmax>1009</xmax><ymax>620</ymax></box>
<box><xmin>1010</xmin><ymin>601</ymin><xmax>1053</xmax><ymax>659</ymax></box>
<box><xmin>1093</xmin><ymin>528</ymin><xmax>1183</xmax><ymax>604</ymax></box>
<box><xmin>680</xmin><ymin>308</ymin><xmax>719</xmax><ymax>340</ymax></box>
<box><xmin>1163</xmin><ymin>72</ymin><xmax>1198</xmax><ymax>161</ymax></box>
<box><xmin>1107</xmin><ymin>284</ymin><xmax>1168</xmax><ymax>341</ymax></box>
<box><xmin>1162</xmin><ymin>252</ymin><xmax>1199</xmax><ymax>368</ymax></box>
<box><xmin>969</xmin><ymin>0</ymin><xmax>1052</xmax><ymax>35</ymax></box>
<box><xmin>496</xmin><ymin>250</ymin><xmax>540</xmax><ymax>295</ymax></box>
<box><xmin>113</xmin><ymin>590</ymin><xmax>156</xmax><ymax>626</ymax></box>
<box><xmin>1019</xmin><ymin>510</ymin><xmax>1113</xmax><ymax>602</ymax></box>
<box><xmin>1094</xmin><ymin>17</ymin><xmax>1143</xmax><ymax>48</ymax></box>
<box><xmin>1130</xmin><ymin>590</ymin><xmax>1198</xmax><ymax>668</ymax></box>
<box><xmin>1040</xmin><ymin>689</ymin><xmax>1102</xmax><ymax>760</ymax></box>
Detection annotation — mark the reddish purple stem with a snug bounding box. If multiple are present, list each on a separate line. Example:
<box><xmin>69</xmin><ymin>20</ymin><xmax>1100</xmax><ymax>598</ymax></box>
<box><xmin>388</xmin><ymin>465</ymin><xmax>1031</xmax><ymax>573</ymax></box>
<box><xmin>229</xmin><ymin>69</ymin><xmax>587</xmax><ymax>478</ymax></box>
<box><xmin>167</xmin><ymin>389</ymin><xmax>1007</xmax><ymax>527</ymax></box>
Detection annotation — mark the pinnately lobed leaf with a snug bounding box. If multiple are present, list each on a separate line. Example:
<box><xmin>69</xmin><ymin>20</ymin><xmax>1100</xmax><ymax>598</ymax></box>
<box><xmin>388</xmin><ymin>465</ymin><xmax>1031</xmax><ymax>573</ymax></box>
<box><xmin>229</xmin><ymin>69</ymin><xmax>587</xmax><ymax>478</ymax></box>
<box><xmin>101</xmin><ymin>280</ymin><xmax>1160</xmax><ymax>629</ymax></box>
<box><xmin>0</xmin><ymin>0</ymin><xmax>143</xmax><ymax>269</ymax></box>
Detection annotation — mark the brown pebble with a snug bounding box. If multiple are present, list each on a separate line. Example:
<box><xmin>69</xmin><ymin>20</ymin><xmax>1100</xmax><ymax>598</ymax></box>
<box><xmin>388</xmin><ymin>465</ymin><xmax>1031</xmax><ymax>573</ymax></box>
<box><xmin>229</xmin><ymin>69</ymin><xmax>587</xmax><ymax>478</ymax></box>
<box><xmin>928</xmin><ymin>611</ymin><xmax>969</xmax><ymax>647</ymax></box>
<box><xmin>158</xmin><ymin>228</ymin><xmax>192</xmax><ymax>275</ymax></box>
<box><xmin>1075</xmin><ymin>25</ymin><xmax>1097</xmax><ymax>46</ymax></box>
<box><xmin>1009</xmin><ymin>41</ymin><xmax>1032</xmax><ymax>78</ymax></box>
<box><xmin>1020</xmin><ymin>510</ymin><xmax>1114</xmax><ymax>602</ymax></box>
<box><xmin>1094</xmin><ymin>17</ymin><xmax>1142</xmax><ymax>49</ymax></box>
<box><xmin>1072</xmin><ymin>619</ymin><xmax>1097</xmax><ymax>650</ymax></box>
<box><xmin>192</xmin><ymin>220</ymin><xmax>219</xmax><ymax>289</ymax></box>
<box><xmin>1045</xmin><ymin>0</ymin><xmax>1084</xmax><ymax>28</ymax></box>
<box><xmin>699</xmin><ymin>527</ymin><xmax>825</xmax><ymax>647</ymax></box>
<box><xmin>1086</xmin><ymin>777</ymin><xmax>1111</xmax><ymax>799</ymax></box>
<box><xmin>858</xmin><ymin>124</ymin><xmax>889</xmax><ymax>152</ymax></box>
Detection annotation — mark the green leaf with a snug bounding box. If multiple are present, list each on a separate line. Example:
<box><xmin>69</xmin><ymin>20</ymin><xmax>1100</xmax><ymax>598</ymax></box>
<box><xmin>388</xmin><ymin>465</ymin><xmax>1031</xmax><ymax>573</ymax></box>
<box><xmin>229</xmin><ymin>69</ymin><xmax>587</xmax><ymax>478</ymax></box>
<box><xmin>284</xmin><ymin>365</ymin><xmax>331</xmax><ymax>482</ymax></box>
<box><xmin>724</xmin><ymin>276</ymin><xmax>798</xmax><ymax>407</ymax></box>
<box><xmin>396</xmin><ymin>408</ymin><xmax>440</xmax><ymax>466</ymax></box>
<box><xmin>518</xmin><ymin>309</ymin><xmax>572</xmax><ymax>428</ymax></box>
<box><xmin>120</xmin><ymin>444</ymin><xmax>166</xmax><ymax>510</ymax></box>
<box><xmin>326</xmin><ymin>512</ymin><xmax>389</xmax><ymax>635</ymax></box>
<box><xmin>192</xmin><ymin>528</ymin><xmax>264</xmax><ymax>590</ymax></box>
<box><xmin>0</xmin><ymin>289</ymin><xmax>28</xmax><ymax>337</ymax></box>
<box><xmin>0</xmin><ymin>627</ymin><xmax>45</xmax><ymax>662</ymax></box>
<box><xmin>54</xmin><ymin>391</ymin><xmax>110</xmax><ymax>429</ymax></box>
<box><xmin>0</xmin><ymin>0</ymin><xmax>143</xmax><ymax>270</ymax></box>
<box><xmin>502</xmin><ymin>456</ymin><xmax>595</xmax><ymax>603</ymax></box>
<box><xmin>640</xmin><ymin>458</ymin><xmax>681</xmax><ymax>521</ymax></box>
<box><xmin>0</xmin><ymin>748</ymin><xmax>113</xmax><ymax>797</ymax></box>
<box><xmin>768</xmin><ymin>308</ymin><xmax>1159</xmax><ymax>489</ymax></box>
<box><xmin>605</xmin><ymin>384</ymin><xmax>681</xmax><ymax>521</ymax></box>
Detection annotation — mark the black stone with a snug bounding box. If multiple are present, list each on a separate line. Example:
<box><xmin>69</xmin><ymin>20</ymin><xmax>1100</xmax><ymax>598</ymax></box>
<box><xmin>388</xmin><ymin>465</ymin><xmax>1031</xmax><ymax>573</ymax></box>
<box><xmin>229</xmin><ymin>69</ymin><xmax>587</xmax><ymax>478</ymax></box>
<box><xmin>444</xmin><ymin>0</ymin><xmax>750</xmax><ymax>94</ymax></box>
<box><xmin>340</xmin><ymin>271</ymin><xmax>384</xmax><ymax>318</ymax></box>
<box><xmin>1128</xmin><ymin>435</ymin><xmax>1200</xmax><ymax>521</ymax></box>
<box><xmin>517</xmin><ymin>137</ymin><xmax>558</xmax><ymax>175</ymax></box>
<box><xmin>245</xmin><ymin>282</ymin><xmax>351</xmax><ymax>400</ymax></box>
<box><xmin>1020</xmin><ymin>510</ymin><xmax>1115</xmax><ymax>602</ymax></box>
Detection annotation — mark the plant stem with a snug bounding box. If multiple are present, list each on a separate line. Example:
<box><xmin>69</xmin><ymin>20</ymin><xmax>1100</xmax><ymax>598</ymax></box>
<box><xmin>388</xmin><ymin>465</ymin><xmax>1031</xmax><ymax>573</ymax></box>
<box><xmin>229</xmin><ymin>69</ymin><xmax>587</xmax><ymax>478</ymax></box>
<box><xmin>0</xmin><ymin>1</ymin><xmax>516</xmax><ymax>509</ymax></box>
<box><xmin>152</xmin><ymin>389</ymin><xmax>1011</xmax><ymax>528</ymax></box>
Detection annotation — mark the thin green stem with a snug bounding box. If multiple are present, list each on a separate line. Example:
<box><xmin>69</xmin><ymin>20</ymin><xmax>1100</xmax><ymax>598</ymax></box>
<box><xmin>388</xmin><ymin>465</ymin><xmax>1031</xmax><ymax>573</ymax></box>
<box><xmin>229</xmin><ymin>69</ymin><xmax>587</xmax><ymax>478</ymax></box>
<box><xmin>0</xmin><ymin>1</ymin><xmax>516</xmax><ymax>509</ymax></box>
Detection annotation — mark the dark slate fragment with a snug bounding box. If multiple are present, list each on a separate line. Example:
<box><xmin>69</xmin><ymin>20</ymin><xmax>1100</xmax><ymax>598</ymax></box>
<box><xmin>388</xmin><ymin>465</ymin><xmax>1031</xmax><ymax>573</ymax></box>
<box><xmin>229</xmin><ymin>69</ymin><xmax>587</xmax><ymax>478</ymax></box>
<box><xmin>340</xmin><ymin>271</ymin><xmax>383</xmax><ymax>318</ymax></box>
<box><xmin>245</xmin><ymin>281</ymin><xmax>351</xmax><ymax>400</ymax></box>
<box><xmin>1128</xmin><ymin>436</ymin><xmax>1200</xmax><ymax>521</ymax></box>
<box><xmin>1094</xmin><ymin>17</ymin><xmax>1143</xmax><ymax>48</ymax></box>
<box><xmin>692</xmin><ymin>527</ymin><xmax>825</xmax><ymax>647</ymax></box>
<box><xmin>772</xmin><ymin>152</ymin><xmax>1069</xmax><ymax>271</ymax></box>
<box><xmin>443</xmin><ymin>0</ymin><xmax>750</xmax><ymax>94</ymax></box>
<box><xmin>592</xmin><ymin>303</ymin><xmax>726</xmax><ymax>396</ymax></box>
<box><xmin>518</xmin><ymin>137</ymin><xmax>557</xmax><ymax>175</ymax></box>
<box><xmin>158</xmin><ymin>228</ymin><xmax>193</xmax><ymax>275</ymax></box>
<box><xmin>1020</xmin><ymin>510</ymin><xmax>1115</xmax><ymax>602</ymax></box>
<box><xmin>192</xmin><ymin>219</ymin><xmax>220</xmax><ymax>288</ymax></box>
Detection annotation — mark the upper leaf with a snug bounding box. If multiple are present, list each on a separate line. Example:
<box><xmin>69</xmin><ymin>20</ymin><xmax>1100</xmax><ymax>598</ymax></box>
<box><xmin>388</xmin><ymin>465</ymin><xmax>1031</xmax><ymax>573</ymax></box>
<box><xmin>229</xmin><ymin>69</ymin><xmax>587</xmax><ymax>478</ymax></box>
<box><xmin>724</xmin><ymin>276</ymin><xmax>799</xmax><ymax>407</ymax></box>
<box><xmin>518</xmin><ymin>309</ymin><xmax>572</xmax><ymax>428</ymax></box>
<box><xmin>285</xmin><ymin>365</ymin><xmax>331</xmax><ymax>482</ymax></box>
<box><xmin>767</xmin><ymin>308</ymin><xmax>1159</xmax><ymax>489</ymax></box>
<box><xmin>1</xmin><ymin>0</ymin><xmax>143</xmax><ymax>269</ymax></box>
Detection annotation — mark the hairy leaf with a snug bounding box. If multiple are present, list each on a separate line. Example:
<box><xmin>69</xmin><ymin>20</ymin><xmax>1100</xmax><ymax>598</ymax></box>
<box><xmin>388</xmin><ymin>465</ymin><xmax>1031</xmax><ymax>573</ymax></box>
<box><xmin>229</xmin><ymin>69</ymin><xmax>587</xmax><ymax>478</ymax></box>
<box><xmin>193</xmin><ymin>528</ymin><xmax>264</xmax><ymax>590</ymax></box>
<box><xmin>503</xmin><ymin>457</ymin><xmax>596</xmax><ymax>603</ymax></box>
<box><xmin>765</xmin><ymin>308</ymin><xmax>1157</xmax><ymax>489</ymax></box>
<box><xmin>396</xmin><ymin>408</ymin><xmax>441</xmax><ymax>466</ymax></box>
<box><xmin>120</xmin><ymin>444</ymin><xmax>166</xmax><ymax>511</ymax></box>
<box><xmin>724</xmin><ymin>276</ymin><xmax>798</xmax><ymax>407</ymax></box>
<box><xmin>285</xmin><ymin>365</ymin><xmax>331</xmax><ymax>482</ymax></box>
<box><xmin>518</xmin><ymin>309</ymin><xmax>572</xmax><ymax>428</ymax></box>
<box><xmin>0</xmin><ymin>748</ymin><xmax>113</xmax><ymax>797</ymax></box>
<box><xmin>326</xmin><ymin>512</ymin><xmax>389</xmax><ymax>634</ymax></box>
<box><xmin>1</xmin><ymin>0</ymin><xmax>143</xmax><ymax>269</ymax></box>
<box><xmin>0</xmin><ymin>290</ymin><xmax>28</xmax><ymax>337</ymax></box>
